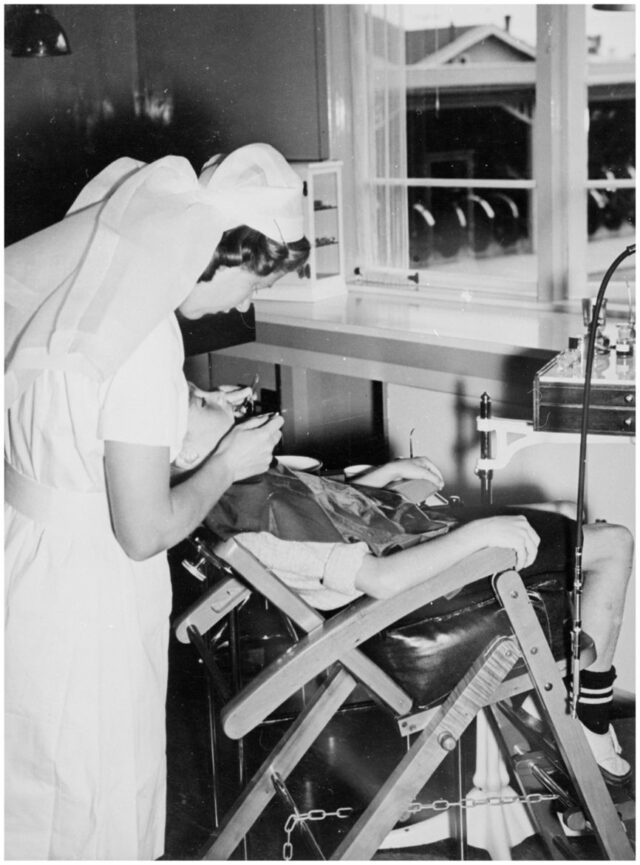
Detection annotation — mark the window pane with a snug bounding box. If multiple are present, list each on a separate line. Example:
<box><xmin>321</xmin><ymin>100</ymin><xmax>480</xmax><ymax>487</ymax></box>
<box><xmin>586</xmin><ymin>4</ymin><xmax>635</xmax><ymax>61</ymax></box>
<box><xmin>408</xmin><ymin>104</ymin><xmax>532</xmax><ymax>181</ymax></box>
<box><xmin>408</xmin><ymin>185</ymin><xmax>534</xmax><ymax>289</ymax></box>
<box><xmin>360</xmin><ymin>5</ymin><xmax>635</xmax><ymax>296</ymax></box>
<box><xmin>586</xmin><ymin>5</ymin><xmax>636</xmax><ymax>290</ymax></box>
<box><xmin>371</xmin><ymin>4</ymin><xmax>538</xmax><ymax>284</ymax></box>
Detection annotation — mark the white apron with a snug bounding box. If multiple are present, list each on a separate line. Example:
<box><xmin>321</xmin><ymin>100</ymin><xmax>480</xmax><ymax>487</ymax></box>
<box><xmin>5</xmin><ymin>317</ymin><xmax>188</xmax><ymax>860</ymax></box>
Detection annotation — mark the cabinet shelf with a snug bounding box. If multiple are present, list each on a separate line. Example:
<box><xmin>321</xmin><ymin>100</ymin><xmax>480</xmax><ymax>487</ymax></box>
<box><xmin>255</xmin><ymin>160</ymin><xmax>345</xmax><ymax>302</ymax></box>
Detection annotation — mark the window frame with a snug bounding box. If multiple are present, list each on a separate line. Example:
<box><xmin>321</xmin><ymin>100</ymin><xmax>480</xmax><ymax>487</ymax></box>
<box><xmin>326</xmin><ymin>4</ymin><xmax>635</xmax><ymax>306</ymax></box>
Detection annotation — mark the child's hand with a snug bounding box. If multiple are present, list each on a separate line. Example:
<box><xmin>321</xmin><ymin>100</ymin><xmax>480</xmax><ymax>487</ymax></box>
<box><xmin>348</xmin><ymin>456</ymin><xmax>444</xmax><ymax>491</ymax></box>
<box><xmin>387</xmin><ymin>457</ymin><xmax>445</xmax><ymax>489</ymax></box>
<box><xmin>459</xmin><ymin>515</ymin><xmax>540</xmax><ymax>570</ymax></box>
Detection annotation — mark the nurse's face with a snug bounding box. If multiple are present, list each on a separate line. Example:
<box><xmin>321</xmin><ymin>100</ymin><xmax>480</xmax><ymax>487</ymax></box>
<box><xmin>178</xmin><ymin>266</ymin><xmax>283</xmax><ymax>319</ymax></box>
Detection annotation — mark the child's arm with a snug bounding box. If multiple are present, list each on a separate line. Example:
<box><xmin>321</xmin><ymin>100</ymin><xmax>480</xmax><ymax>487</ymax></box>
<box><xmin>352</xmin><ymin>457</ymin><xmax>445</xmax><ymax>493</ymax></box>
<box><xmin>355</xmin><ymin>514</ymin><xmax>540</xmax><ymax>599</ymax></box>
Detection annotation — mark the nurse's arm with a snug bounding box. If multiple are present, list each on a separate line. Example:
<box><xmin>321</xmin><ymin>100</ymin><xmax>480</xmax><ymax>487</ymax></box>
<box><xmin>104</xmin><ymin>415</ymin><xmax>282</xmax><ymax>560</ymax></box>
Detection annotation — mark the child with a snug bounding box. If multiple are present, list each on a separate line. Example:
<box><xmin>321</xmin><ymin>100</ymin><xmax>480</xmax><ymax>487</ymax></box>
<box><xmin>175</xmin><ymin>387</ymin><xmax>634</xmax><ymax>781</ymax></box>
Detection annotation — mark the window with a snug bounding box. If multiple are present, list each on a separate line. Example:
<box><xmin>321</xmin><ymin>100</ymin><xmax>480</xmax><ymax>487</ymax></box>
<box><xmin>585</xmin><ymin>4</ymin><xmax>636</xmax><ymax>296</ymax></box>
<box><xmin>341</xmin><ymin>4</ymin><xmax>635</xmax><ymax>304</ymax></box>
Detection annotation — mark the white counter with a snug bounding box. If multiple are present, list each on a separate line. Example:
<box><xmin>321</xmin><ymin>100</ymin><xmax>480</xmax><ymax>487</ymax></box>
<box><xmin>214</xmin><ymin>288</ymin><xmax>594</xmax><ymax>409</ymax></box>
<box><xmin>252</xmin><ymin>287</ymin><xmax>582</xmax><ymax>356</ymax></box>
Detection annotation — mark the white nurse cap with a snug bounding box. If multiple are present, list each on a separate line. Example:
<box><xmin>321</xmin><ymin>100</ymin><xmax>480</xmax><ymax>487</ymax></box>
<box><xmin>5</xmin><ymin>144</ymin><xmax>305</xmax><ymax>406</ymax></box>
<box><xmin>199</xmin><ymin>143</ymin><xmax>305</xmax><ymax>244</ymax></box>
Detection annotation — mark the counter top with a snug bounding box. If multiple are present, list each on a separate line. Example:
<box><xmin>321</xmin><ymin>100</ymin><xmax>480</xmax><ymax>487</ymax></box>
<box><xmin>217</xmin><ymin>288</ymin><xmax>612</xmax><ymax>406</ymax></box>
<box><xmin>252</xmin><ymin>287</ymin><xmax>583</xmax><ymax>358</ymax></box>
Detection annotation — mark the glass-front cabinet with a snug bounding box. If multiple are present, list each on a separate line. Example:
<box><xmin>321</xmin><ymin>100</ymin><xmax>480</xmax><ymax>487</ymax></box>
<box><xmin>254</xmin><ymin>160</ymin><xmax>346</xmax><ymax>302</ymax></box>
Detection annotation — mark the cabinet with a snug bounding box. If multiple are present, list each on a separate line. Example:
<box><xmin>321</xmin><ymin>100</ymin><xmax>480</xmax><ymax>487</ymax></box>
<box><xmin>134</xmin><ymin>5</ymin><xmax>329</xmax><ymax>166</ymax></box>
<box><xmin>533</xmin><ymin>354</ymin><xmax>635</xmax><ymax>435</ymax></box>
<box><xmin>255</xmin><ymin>161</ymin><xmax>346</xmax><ymax>302</ymax></box>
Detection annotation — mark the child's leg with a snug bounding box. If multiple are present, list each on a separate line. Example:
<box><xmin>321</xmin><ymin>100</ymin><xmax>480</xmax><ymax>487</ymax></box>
<box><xmin>580</xmin><ymin>521</ymin><xmax>634</xmax><ymax>672</ymax></box>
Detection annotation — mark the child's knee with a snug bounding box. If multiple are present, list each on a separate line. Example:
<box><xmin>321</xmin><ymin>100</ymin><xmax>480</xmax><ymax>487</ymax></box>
<box><xmin>551</xmin><ymin>500</ymin><xmax>578</xmax><ymax>520</ymax></box>
<box><xmin>601</xmin><ymin>523</ymin><xmax>634</xmax><ymax>558</ymax></box>
<box><xmin>584</xmin><ymin>522</ymin><xmax>634</xmax><ymax>572</ymax></box>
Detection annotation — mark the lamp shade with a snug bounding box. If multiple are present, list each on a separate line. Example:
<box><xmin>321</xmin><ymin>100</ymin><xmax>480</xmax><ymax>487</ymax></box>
<box><xmin>11</xmin><ymin>6</ymin><xmax>71</xmax><ymax>57</ymax></box>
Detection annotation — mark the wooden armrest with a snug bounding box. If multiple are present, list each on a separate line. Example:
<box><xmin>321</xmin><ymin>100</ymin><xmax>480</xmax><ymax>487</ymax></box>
<box><xmin>216</xmin><ymin>538</ymin><xmax>413</xmax><ymax>719</ymax></box>
<box><xmin>221</xmin><ymin>547</ymin><xmax>516</xmax><ymax>739</ymax></box>
<box><xmin>174</xmin><ymin>575</ymin><xmax>250</xmax><ymax>644</ymax></box>
<box><xmin>215</xmin><ymin>538</ymin><xmax>324</xmax><ymax>633</ymax></box>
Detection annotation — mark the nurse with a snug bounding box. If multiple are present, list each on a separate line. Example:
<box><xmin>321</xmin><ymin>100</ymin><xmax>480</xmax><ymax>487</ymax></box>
<box><xmin>4</xmin><ymin>144</ymin><xmax>309</xmax><ymax>859</ymax></box>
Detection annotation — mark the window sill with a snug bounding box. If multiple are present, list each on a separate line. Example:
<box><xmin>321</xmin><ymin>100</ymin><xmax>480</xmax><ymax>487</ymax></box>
<box><xmin>351</xmin><ymin>279</ymin><xmax>634</xmax><ymax>319</ymax></box>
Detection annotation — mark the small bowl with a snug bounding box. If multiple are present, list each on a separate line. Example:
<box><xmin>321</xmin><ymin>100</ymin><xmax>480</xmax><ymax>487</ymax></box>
<box><xmin>276</xmin><ymin>455</ymin><xmax>323</xmax><ymax>475</ymax></box>
<box><xmin>343</xmin><ymin>464</ymin><xmax>373</xmax><ymax>481</ymax></box>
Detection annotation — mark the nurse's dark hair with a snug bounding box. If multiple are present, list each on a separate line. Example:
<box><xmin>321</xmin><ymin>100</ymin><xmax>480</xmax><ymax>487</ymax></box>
<box><xmin>198</xmin><ymin>225</ymin><xmax>310</xmax><ymax>283</ymax></box>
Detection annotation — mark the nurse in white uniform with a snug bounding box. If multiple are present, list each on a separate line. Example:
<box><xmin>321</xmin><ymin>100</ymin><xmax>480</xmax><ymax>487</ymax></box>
<box><xmin>4</xmin><ymin>144</ymin><xmax>309</xmax><ymax>860</ymax></box>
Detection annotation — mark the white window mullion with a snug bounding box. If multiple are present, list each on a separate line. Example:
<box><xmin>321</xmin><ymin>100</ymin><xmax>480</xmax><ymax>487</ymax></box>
<box><xmin>377</xmin><ymin>4</ymin><xmax>408</xmax><ymax>269</ymax></box>
<box><xmin>535</xmin><ymin>4</ymin><xmax>588</xmax><ymax>303</ymax></box>
<box><xmin>382</xmin><ymin>9</ymin><xmax>392</xmax><ymax>266</ymax></box>
<box><xmin>349</xmin><ymin>6</ymin><xmax>375</xmax><ymax>270</ymax></box>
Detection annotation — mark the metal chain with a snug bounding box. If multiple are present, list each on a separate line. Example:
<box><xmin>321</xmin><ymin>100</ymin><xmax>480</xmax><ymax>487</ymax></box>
<box><xmin>281</xmin><ymin>793</ymin><xmax>559</xmax><ymax>860</ymax></box>
<box><xmin>282</xmin><ymin>806</ymin><xmax>353</xmax><ymax>860</ymax></box>
<box><xmin>400</xmin><ymin>790</ymin><xmax>559</xmax><ymax>821</ymax></box>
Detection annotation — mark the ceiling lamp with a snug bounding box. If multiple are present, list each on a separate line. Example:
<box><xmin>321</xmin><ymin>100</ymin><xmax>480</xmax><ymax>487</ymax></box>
<box><xmin>11</xmin><ymin>6</ymin><xmax>71</xmax><ymax>57</ymax></box>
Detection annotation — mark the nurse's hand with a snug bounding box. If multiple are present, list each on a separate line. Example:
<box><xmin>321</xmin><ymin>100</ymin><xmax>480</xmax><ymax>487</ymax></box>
<box><xmin>106</xmin><ymin>413</ymin><xmax>283</xmax><ymax>560</ymax></box>
<box><xmin>216</xmin><ymin>413</ymin><xmax>284</xmax><ymax>482</ymax></box>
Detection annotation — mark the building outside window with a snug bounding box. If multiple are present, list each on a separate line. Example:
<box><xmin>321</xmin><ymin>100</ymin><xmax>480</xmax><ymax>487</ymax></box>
<box><xmin>344</xmin><ymin>4</ymin><xmax>635</xmax><ymax>305</ymax></box>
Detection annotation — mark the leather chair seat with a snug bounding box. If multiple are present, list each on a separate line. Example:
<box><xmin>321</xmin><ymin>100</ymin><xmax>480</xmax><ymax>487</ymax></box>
<box><xmin>362</xmin><ymin>571</ymin><xmax>570</xmax><ymax>709</ymax></box>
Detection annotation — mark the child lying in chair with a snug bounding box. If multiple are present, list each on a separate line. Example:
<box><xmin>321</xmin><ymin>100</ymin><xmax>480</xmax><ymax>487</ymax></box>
<box><xmin>173</xmin><ymin>385</ymin><xmax>634</xmax><ymax>782</ymax></box>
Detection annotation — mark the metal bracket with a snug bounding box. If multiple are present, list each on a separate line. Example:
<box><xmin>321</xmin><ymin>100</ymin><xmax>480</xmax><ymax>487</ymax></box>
<box><xmin>475</xmin><ymin>416</ymin><xmax>632</xmax><ymax>475</ymax></box>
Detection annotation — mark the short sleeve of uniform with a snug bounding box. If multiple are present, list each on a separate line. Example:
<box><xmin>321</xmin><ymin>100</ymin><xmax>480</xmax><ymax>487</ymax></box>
<box><xmin>98</xmin><ymin>316</ymin><xmax>188</xmax><ymax>459</ymax></box>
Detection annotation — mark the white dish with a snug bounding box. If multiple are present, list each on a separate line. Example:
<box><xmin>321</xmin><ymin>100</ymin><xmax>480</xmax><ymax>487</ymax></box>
<box><xmin>276</xmin><ymin>455</ymin><xmax>323</xmax><ymax>474</ymax></box>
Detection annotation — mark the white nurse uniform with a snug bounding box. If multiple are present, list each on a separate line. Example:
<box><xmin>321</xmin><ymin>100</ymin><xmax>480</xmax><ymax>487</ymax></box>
<box><xmin>4</xmin><ymin>143</ymin><xmax>304</xmax><ymax>860</ymax></box>
<box><xmin>5</xmin><ymin>316</ymin><xmax>188</xmax><ymax>860</ymax></box>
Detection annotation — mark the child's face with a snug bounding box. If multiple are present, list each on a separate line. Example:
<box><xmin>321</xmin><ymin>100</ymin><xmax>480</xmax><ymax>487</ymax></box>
<box><xmin>174</xmin><ymin>386</ymin><xmax>236</xmax><ymax>470</ymax></box>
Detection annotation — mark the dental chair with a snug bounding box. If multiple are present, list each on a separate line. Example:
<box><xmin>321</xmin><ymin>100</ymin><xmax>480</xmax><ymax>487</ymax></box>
<box><xmin>174</xmin><ymin>527</ymin><xmax>634</xmax><ymax>861</ymax></box>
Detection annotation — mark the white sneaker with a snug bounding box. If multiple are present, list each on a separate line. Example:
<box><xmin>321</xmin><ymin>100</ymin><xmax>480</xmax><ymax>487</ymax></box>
<box><xmin>580</xmin><ymin>723</ymin><xmax>632</xmax><ymax>783</ymax></box>
<box><xmin>520</xmin><ymin>697</ymin><xmax>631</xmax><ymax>783</ymax></box>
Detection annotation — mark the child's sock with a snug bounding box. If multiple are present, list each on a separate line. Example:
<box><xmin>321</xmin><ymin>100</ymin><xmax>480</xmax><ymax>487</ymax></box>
<box><xmin>575</xmin><ymin>666</ymin><xmax>616</xmax><ymax>735</ymax></box>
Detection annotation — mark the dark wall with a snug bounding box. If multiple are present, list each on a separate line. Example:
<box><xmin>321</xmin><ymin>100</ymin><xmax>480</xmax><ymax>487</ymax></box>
<box><xmin>5</xmin><ymin>4</ymin><xmax>328</xmax><ymax>245</ymax></box>
<box><xmin>134</xmin><ymin>4</ymin><xmax>328</xmax><ymax>171</ymax></box>
<box><xmin>5</xmin><ymin>5</ymin><xmax>140</xmax><ymax>243</ymax></box>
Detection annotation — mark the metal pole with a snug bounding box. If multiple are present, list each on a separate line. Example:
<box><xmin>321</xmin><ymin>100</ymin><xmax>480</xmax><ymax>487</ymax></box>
<box><xmin>479</xmin><ymin>393</ymin><xmax>493</xmax><ymax>504</ymax></box>
<box><xmin>570</xmin><ymin>243</ymin><xmax>635</xmax><ymax>717</ymax></box>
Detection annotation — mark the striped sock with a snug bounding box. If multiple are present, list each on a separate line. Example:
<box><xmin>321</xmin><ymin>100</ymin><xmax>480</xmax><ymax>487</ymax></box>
<box><xmin>577</xmin><ymin>667</ymin><xmax>616</xmax><ymax>735</ymax></box>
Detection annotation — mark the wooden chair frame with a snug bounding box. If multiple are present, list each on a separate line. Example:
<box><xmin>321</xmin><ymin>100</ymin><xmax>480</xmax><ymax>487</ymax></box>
<box><xmin>174</xmin><ymin>536</ymin><xmax>634</xmax><ymax>861</ymax></box>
